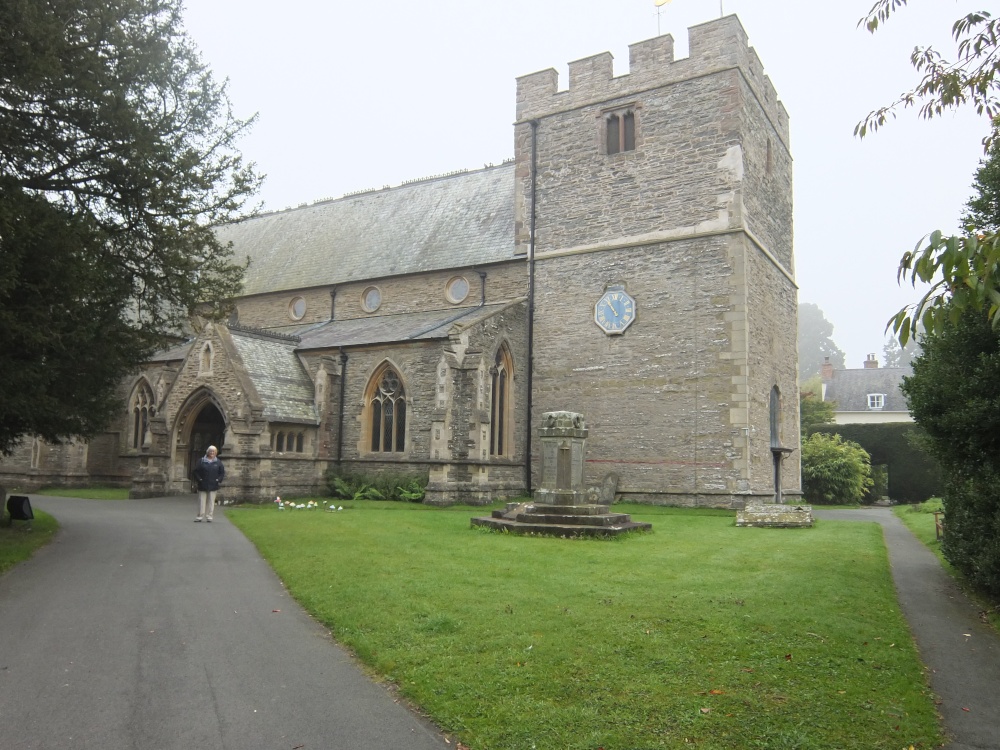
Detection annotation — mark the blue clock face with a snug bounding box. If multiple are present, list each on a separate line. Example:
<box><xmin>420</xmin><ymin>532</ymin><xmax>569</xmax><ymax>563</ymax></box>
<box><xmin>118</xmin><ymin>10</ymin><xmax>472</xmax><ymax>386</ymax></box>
<box><xmin>595</xmin><ymin>289</ymin><xmax>636</xmax><ymax>334</ymax></box>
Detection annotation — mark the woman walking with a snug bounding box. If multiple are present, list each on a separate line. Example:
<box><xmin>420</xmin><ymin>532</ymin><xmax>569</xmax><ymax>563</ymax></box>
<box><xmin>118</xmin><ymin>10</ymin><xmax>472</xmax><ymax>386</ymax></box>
<box><xmin>192</xmin><ymin>445</ymin><xmax>225</xmax><ymax>522</ymax></box>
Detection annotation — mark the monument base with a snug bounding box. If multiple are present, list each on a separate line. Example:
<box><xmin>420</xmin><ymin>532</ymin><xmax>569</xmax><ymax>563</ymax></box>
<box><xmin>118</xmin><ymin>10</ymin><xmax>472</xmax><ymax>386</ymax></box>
<box><xmin>471</xmin><ymin>502</ymin><xmax>652</xmax><ymax>538</ymax></box>
<box><xmin>736</xmin><ymin>502</ymin><xmax>813</xmax><ymax>528</ymax></box>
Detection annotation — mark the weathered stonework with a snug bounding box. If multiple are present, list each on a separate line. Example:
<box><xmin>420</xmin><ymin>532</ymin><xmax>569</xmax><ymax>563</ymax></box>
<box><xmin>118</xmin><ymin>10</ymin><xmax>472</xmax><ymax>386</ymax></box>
<box><xmin>520</xmin><ymin>15</ymin><xmax>798</xmax><ymax>508</ymax></box>
<box><xmin>736</xmin><ymin>502</ymin><xmax>813</xmax><ymax>528</ymax></box>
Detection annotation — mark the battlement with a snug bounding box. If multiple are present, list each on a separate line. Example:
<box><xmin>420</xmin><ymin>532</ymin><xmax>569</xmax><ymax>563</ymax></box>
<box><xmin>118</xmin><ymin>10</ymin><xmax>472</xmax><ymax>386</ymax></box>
<box><xmin>516</xmin><ymin>15</ymin><xmax>788</xmax><ymax>144</ymax></box>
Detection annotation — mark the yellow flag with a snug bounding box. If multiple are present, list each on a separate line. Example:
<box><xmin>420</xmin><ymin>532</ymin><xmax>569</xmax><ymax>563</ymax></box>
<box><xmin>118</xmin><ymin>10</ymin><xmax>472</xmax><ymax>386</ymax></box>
<box><xmin>654</xmin><ymin>0</ymin><xmax>672</xmax><ymax>6</ymax></box>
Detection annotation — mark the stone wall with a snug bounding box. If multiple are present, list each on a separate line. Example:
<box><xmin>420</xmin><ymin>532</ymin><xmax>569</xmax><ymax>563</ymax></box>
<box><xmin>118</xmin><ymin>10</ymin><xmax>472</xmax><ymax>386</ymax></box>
<box><xmin>331</xmin><ymin>301</ymin><xmax>529</xmax><ymax>505</ymax></box>
<box><xmin>233</xmin><ymin>261</ymin><xmax>526</xmax><ymax>331</ymax></box>
<box><xmin>530</xmin><ymin>238</ymin><xmax>748</xmax><ymax>504</ymax></box>
<box><xmin>0</xmin><ymin>437</ymin><xmax>90</xmax><ymax>492</ymax></box>
<box><xmin>517</xmin><ymin>15</ymin><xmax>793</xmax><ymax>507</ymax></box>
<box><xmin>744</xmin><ymin>237</ymin><xmax>801</xmax><ymax>495</ymax></box>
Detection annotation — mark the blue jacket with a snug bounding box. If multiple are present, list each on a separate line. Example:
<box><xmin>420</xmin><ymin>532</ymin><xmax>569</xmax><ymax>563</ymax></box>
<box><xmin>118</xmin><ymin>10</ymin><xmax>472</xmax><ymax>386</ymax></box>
<box><xmin>192</xmin><ymin>456</ymin><xmax>225</xmax><ymax>491</ymax></box>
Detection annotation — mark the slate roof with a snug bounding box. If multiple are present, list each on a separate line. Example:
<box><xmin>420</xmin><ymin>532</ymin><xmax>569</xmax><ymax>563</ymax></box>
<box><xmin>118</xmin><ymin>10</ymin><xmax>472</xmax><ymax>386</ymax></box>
<box><xmin>149</xmin><ymin>340</ymin><xmax>193</xmax><ymax>362</ymax></box>
<box><xmin>297</xmin><ymin>303</ymin><xmax>519</xmax><ymax>351</ymax></box>
<box><xmin>216</xmin><ymin>164</ymin><xmax>516</xmax><ymax>296</ymax></box>
<box><xmin>824</xmin><ymin>367</ymin><xmax>911</xmax><ymax>413</ymax></box>
<box><xmin>228</xmin><ymin>329</ymin><xmax>318</xmax><ymax>425</ymax></box>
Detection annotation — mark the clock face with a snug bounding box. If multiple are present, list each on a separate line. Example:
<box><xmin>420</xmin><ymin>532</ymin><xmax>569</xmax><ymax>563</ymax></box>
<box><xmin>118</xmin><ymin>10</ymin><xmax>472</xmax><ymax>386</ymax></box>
<box><xmin>594</xmin><ymin>289</ymin><xmax>636</xmax><ymax>334</ymax></box>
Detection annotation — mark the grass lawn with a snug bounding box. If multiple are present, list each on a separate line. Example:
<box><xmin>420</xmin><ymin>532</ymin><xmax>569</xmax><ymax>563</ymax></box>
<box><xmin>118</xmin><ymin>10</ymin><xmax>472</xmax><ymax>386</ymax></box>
<box><xmin>0</xmin><ymin>510</ymin><xmax>58</xmax><ymax>575</ymax></box>
<box><xmin>228</xmin><ymin>501</ymin><xmax>942</xmax><ymax>750</ymax></box>
<box><xmin>34</xmin><ymin>486</ymin><xmax>130</xmax><ymax>500</ymax></box>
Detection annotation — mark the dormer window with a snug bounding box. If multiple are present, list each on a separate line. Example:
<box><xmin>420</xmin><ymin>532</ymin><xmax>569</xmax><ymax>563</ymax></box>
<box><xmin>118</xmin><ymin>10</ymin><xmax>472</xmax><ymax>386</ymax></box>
<box><xmin>867</xmin><ymin>393</ymin><xmax>885</xmax><ymax>410</ymax></box>
<box><xmin>604</xmin><ymin>107</ymin><xmax>637</xmax><ymax>155</ymax></box>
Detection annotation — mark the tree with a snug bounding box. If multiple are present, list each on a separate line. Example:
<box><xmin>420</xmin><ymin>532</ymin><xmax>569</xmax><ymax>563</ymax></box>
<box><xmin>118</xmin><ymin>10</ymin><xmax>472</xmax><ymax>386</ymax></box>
<box><xmin>881</xmin><ymin>335</ymin><xmax>919</xmax><ymax>369</ymax></box>
<box><xmin>900</xmin><ymin>306</ymin><xmax>1000</xmax><ymax>594</ymax></box>
<box><xmin>856</xmin><ymin>2</ymin><xmax>1000</xmax><ymax>342</ymax></box>
<box><xmin>0</xmin><ymin>0</ymin><xmax>261</xmax><ymax>454</ymax></box>
<box><xmin>799</xmin><ymin>374</ymin><xmax>836</xmax><ymax>436</ymax></box>
<box><xmin>797</xmin><ymin>303</ymin><xmax>846</xmax><ymax>379</ymax></box>
<box><xmin>899</xmin><ymin>126</ymin><xmax>1000</xmax><ymax>594</ymax></box>
<box><xmin>964</xmin><ymin>134</ymin><xmax>1000</xmax><ymax>233</ymax></box>
<box><xmin>800</xmin><ymin>433</ymin><xmax>874</xmax><ymax>505</ymax></box>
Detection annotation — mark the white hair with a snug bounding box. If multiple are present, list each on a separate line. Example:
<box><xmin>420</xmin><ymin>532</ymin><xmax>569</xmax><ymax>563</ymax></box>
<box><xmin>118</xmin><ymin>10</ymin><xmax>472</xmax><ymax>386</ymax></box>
<box><xmin>206</xmin><ymin>445</ymin><xmax>218</xmax><ymax>454</ymax></box>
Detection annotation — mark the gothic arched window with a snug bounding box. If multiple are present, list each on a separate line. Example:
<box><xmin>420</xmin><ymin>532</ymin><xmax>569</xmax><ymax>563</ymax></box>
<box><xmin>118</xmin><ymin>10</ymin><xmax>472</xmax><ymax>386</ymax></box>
<box><xmin>200</xmin><ymin>343</ymin><xmax>213</xmax><ymax>374</ymax></box>
<box><xmin>770</xmin><ymin>386</ymin><xmax>782</xmax><ymax>448</ymax></box>
<box><xmin>367</xmin><ymin>365</ymin><xmax>406</xmax><ymax>453</ymax></box>
<box><xmin>605</xmin><ymin>109</ymin><xmax>636</xmax><ymax>154</ymax></box>
<box><xmin>490</xmin><ymin>345</ymin><xmax>514</xmax><ymax>457</ymax></box>
<box><xmin>130</xmin><ymin>381</ymin><xmax>155</xmax><ymax>449</ymax></box>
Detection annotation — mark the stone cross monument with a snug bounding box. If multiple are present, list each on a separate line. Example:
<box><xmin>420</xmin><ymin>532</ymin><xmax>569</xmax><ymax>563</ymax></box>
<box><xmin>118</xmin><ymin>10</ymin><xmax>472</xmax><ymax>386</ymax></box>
<box><xmin>472</xmin><ymin>411</ymin><xmax>651</xmax><ymax>537</ymax></box>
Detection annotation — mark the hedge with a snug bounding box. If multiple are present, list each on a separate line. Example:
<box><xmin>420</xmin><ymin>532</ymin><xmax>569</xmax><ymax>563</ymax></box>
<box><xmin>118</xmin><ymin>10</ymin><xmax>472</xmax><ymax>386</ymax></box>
<box><xmin>809</xmin><ymin>423</ymin><xmax>942</xmax><ymax>503</ymax></box>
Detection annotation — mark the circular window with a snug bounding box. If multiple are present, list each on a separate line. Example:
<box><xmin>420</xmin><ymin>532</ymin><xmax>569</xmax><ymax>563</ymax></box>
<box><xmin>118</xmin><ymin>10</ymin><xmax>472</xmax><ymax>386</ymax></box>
<box><xmin>446</xmin><ymin>276</ymin><xmax>470</xmax><ymax>304</ymax></box>
<box><xmin>362</xmin><ymin>286</ymin><xmax>382</xmax><ymax>313</ymax></box>
<box><xmin>289</xmin><ymin>296</ymin><xmax>307</xmax><ymax>321</ymax></box>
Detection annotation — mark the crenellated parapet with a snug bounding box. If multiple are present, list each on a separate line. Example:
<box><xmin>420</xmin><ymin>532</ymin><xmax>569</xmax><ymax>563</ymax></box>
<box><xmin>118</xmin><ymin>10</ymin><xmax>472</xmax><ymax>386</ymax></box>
<box><xmin>516</xmin><ymin>15</ymin><xmax>788</xmax><ymax>144</ymax></box>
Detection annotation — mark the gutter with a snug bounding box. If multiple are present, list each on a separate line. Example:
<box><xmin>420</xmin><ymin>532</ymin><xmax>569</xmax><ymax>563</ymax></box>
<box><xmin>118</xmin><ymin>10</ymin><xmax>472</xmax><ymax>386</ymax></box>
<box><xmin>525</xmin><ymin>119</ymin><xmax>539</xmax><ymax>496</ymax></box>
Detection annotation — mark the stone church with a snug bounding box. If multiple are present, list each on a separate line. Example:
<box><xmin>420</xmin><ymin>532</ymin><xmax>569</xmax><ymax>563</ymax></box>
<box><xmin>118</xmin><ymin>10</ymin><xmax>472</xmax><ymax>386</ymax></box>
<box><xmin>2</xmin><ymin>16</ymin><xmax>801</xmax><ymax>508</ymax></box>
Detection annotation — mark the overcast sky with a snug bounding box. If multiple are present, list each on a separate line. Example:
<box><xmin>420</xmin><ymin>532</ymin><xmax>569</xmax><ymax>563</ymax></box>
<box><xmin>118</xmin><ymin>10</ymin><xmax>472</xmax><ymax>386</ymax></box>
<box><xmin>181</xmin><ymin>0</ymin><xmax>990</xmax><ymax>370</ymax></box>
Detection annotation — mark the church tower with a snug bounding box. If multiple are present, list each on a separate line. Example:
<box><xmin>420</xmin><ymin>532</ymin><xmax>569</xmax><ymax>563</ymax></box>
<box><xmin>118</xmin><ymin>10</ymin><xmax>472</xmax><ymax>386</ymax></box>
<box><xmin>515</xmin><ymin>16</ymin><xmax>799</xmax><ymax>506</ymax></box>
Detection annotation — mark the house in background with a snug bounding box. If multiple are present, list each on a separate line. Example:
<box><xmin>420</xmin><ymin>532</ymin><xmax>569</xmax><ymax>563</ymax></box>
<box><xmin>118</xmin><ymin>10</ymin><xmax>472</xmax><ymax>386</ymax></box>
<box><xmin>821</xmin><ymin>354</ymin><xmax>913</xmax><ymax>424</ymax></box>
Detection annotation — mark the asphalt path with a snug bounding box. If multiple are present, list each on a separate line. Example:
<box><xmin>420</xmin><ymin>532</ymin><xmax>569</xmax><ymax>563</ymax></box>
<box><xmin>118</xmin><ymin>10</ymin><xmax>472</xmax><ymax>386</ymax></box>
<box><xmin>0</xmin><ymin>495</ymin><xmax>450</xmax><ymax>750</ymax></box>
<box><xmin>814</xmin><ymin>508</ymin><xmax>1000</xmax><ymax>750</ymax></box>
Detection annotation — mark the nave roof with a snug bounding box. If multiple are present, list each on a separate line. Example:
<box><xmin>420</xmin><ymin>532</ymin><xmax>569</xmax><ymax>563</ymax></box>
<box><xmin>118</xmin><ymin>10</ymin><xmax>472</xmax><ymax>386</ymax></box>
<box><xmin>218</xmin><ymin>164</ymin><xmax>515</xmax><ymax>297</ymax></box>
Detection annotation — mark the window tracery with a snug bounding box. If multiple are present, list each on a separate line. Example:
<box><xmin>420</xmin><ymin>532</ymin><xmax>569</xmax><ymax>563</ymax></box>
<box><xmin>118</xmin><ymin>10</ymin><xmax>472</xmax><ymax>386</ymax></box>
<box><xmin>367</xmin><ymin>365</ymin><xmax>406</xmax><ymax>453</ymax></box>
<box><xmin>490</xmin><ymin>345</ymin><xmax>514</xmax><ymax>457</ymax></box>
<box><xmin>130</xmin><ymin>381</ymin><xmax>155</xmax><ymax>449</ymax></box>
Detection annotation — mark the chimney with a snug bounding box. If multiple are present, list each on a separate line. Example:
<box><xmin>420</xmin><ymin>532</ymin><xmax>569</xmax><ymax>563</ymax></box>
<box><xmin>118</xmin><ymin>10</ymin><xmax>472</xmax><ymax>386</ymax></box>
<box><xmin>820</xmin><ymin>357</ymin><xmax>833</xmax><ymax>381</ymax></box>
<box><xmin>864</xmin><ymin>353</ymin><xmax>879</xmax><ymax>369</ymax></box>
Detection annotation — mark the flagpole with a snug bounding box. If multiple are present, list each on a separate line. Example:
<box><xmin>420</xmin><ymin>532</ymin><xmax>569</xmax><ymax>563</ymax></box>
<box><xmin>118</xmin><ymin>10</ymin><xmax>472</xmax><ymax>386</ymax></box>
<box><xmin>654</xmin><ymin>0</ymin><xmax>670</xmax><ymax>36</ymax></box>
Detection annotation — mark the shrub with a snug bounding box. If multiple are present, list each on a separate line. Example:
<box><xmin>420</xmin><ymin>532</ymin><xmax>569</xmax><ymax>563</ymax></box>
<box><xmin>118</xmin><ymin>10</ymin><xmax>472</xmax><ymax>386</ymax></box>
<box><xmin>325</xmin><ymin>471</ymin><xmax>427</xmax><ymax>503</ymax></box>
<box><xmin>941</xmin><ymin>476</ymin><xmax>1000</xmax><ymax>597</ymax></box>
<box><xmin>801</xmin><ymin>433</ymin><xmax>874</xmax><ymax>505</ymax></box>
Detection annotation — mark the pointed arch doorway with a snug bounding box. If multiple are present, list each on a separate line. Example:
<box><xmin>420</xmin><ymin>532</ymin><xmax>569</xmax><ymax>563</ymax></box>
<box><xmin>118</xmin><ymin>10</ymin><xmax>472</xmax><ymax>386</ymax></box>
<box><xmin>187</xmin><ymin>403</ymin><xmax>226</xmax><ymax>482</ymax></box>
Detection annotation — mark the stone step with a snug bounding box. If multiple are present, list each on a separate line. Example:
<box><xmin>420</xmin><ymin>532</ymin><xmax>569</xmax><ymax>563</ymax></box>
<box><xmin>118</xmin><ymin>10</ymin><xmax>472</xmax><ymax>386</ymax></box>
<box><xmin>528</xmin><ymin>504</ymin><xmax>611</xmax><ymax>515</ymax></box>
<box><xmin>515</xmin><ymin>512</ymin><xmax>632</xmax><ymax>527</ymax></box>
<box><xmin>471</xmin><ymin>516</ymin><xmax>652</xmax><ymax>538</ymax></box>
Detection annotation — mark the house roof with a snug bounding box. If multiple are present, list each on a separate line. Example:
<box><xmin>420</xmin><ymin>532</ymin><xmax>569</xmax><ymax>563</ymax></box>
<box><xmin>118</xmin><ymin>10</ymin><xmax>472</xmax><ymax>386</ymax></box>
<box><xmin>824</xmin><ymin>367</ymin><xmax>911</xmax><ymax>412</ymax></box>
<box><xmin>216</xmin><ymin>164</ymin><xmax>516</xmax><ymax>297</ymax></box>
<box><xmin>228</xmin><ymin>329</ymin><xmax>319</xmax><ymax>425</ymax></box>
<box><xmin>296</xmin><ymin>303</ymin><xmax>519</xmax><ymax>351</ymax></box>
